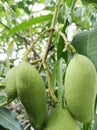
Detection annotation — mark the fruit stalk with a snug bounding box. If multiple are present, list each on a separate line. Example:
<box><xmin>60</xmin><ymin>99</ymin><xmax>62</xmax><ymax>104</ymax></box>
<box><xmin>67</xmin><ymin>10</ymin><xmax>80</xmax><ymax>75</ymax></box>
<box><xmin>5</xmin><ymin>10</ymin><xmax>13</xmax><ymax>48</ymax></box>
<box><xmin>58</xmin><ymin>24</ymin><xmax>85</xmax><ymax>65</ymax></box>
<box><xmin>43</xmin><ymin>62</ymin><xmax>58</xmax><ymax>104</ymax></box>
<box><xmin>54</xmin><ymin>28</ymin><xmax>77</xmax><ymax>54</ymax></box>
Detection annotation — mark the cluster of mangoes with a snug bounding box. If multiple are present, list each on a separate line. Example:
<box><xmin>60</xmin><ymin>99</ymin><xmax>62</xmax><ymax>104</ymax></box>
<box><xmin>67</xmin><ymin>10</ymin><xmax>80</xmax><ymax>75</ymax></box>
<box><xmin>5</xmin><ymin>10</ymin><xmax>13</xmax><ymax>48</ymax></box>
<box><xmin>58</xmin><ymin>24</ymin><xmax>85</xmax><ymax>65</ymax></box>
<box><xmin>43</xmin><ymin>53</ymin><xmax>97</xmax><ymax>130</ymax></box>
<box><xmin>5</xmin><ymin>62</ymin><xmax>47</xmax><ymax>130</ymax></box>
<box><xmin>5</xmin><ymin>53</ymin><xmax>97</xmax><ymax>130</ymax></box>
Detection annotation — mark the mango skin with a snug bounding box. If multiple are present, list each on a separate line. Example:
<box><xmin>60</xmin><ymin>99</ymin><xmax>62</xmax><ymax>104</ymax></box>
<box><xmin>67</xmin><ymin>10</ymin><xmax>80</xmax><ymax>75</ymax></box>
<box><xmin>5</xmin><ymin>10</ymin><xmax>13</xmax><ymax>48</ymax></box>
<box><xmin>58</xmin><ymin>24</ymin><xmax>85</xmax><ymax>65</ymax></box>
<box><xmin>5</xmin><ymin>66</ymin><xmax>17</xmax><ymax>101</ymax></box>
<box><xmin>43</xmin><ymin>104</ymin><xmax>80</xmax><ymax>130</ymax></box>
<box><xmin>64</xmin><ymin>53</ymin><xmax>97</xmax><ymax>123</ymax></box>
<box><xmin>16</xmin><ymin>62</ymin><xmax>47</xmax><ymax>130</ymax></box>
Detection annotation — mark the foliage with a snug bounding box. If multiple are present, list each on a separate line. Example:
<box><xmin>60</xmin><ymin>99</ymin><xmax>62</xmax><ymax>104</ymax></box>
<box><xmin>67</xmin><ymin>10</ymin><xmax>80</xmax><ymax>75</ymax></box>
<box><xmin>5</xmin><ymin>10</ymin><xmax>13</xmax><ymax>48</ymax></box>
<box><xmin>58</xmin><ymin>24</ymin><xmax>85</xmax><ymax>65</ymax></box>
<box><xmin>0</xmin><ymin>0</ymin><xmax>97</xmax><ymax>130</ymax></box>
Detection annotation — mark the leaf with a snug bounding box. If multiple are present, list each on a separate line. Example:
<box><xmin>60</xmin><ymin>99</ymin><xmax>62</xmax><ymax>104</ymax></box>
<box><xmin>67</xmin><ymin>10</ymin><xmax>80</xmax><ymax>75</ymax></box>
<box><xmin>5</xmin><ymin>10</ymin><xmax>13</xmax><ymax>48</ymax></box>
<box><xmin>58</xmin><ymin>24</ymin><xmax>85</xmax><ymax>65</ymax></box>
<box><xmin>71</xmin><ymin>27</ymin><xmax>97</xmax><ymax>70</ymax></box>
<box><xmin>51</xmin><ymin>63</ymin><xmax>57</xmax><ymax>90</ymax></box>
<box><xmin>0</xmin><ymin>80</ymin><xmax>6</xmax><ymax>90</ymax></box>
<box><xmin>66</xmin><ymin>0</ymin><xmax>77</xmax><ymax>8</ymax></box>
<box><xmin>66</xmin><ymin>0</ymin><xmax>72</xmax><ymax>7</ymax></box>
<box><xmin>92</xmin><ymin>116</ymin><xmax>97</xmax><ymax>130</ymax></box>
<box><xmin>39</xmin><ymin>0</ymin><xmax>44</xmax><ymax>3</ymax></box>
<box><xmin>51</xmin><ymin>59</ymin><xmax>63</xmax><ymax>101</ymax></box>
<box><xmin>0</xmin><ymin>4</ymin><xmax>5</xmax><ymax>11</ymax></box>
<box><xmin>0</xmin><ymin>92</ymin><xmax>6</xmax><ymax>104</ymax></box>
<box><xmin>56</xmin><ymin>59</ymin><xmax>63</xmax><ymax>101</ymax></box>
<box><xmin>82</xmin><ymin>122</ymin><xmax>91</xmax><ymax>130</ymax></box>
<box><xmin>81</xmin><ymin>0</ymin><xmax>97</xmax><ymax>5</ymax></box>
<box><xmin>94</xmin><ymin>96</ymin><xmax>97</xmax><ymax>116</ymax></box>
<box><xmin>0</xmin><ymin>125</ymin><xmax>8</xmax><ymax>130</ymax></box>
<box><xmin>3</xmin><ymin>14</ymin><xmax>52</xmax><ymax>39</ymax></box>
<box><xmin>57</xmin><ymin>21</ymin><xmax>68</xmax><ymax>61</ymax></box>
<box><xmin>0</xmin><ymin>107</ymin><xmax>23</xmax><ymax>130</ymax></box>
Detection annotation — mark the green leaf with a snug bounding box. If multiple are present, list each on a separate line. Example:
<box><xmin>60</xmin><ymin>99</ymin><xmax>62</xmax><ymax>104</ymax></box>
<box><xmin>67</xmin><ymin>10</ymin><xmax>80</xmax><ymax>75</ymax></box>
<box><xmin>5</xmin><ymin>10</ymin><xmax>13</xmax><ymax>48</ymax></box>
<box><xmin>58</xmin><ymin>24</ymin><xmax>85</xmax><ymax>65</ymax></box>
<box><xmin>0</xmin><ymin>90</ymin><xmax>6</xmax><ymax>104</ymax></box>
<box><xmin>82</xmin><ymin>122</ymin><xmax>91</xmax><ymax>130</ymax></box>
<box><xmin>66</xmin><ymin>0</ymin><xmax>72</xmax><ymax>7</ymax></box>
<box><xmin>71</xmin><ymin>27</ymin><xmax>97</xmax><ymax>70</ymax></box>
<box><xmin>0</xmin><ymin>107</ymin><xmax>23</xmax><ymax>130</ymax></box>
<box><xmin>93</xmin><ymin>116</ymin><xmax>97</xmax><ymax>130</ymax></box>
<box><xmin>17</xmin><ymin>1</ymin><xmax>24</xmax><ymax>9</ymax></box>
<box><xmin>40</xmin><ymin>0</ymin><xmax>44</xmax><ymax>3</ymax></box>
<box><xmin>0</xmin><ymin>125</ymin><xmax>8</xmax><ymax>130</ymax></box>
<box><xmin>51</xmin><ymin>63</ymin><xmax>57</xmax><ymax>90</ymax></box>
<box><xmin>81</xmin><ymin>0</ymin><xmax>97</xmax><ymax>5</ymax></box>
<box><xmin>94</xmin><ymin>96</ymin><xmax>97</xmax><ymax>115</ymax></box>
<box><xmin>51</xmin><ymin>59</ymin><xmax>63</xmax><ymax>101</ymax></box>
<box><xmin>57</xmin><ymin>21</ymin><xmax>68</xmax><ymax>61</ymax></box>
<box><xmin>0</xmin><ymin>4</ymin><xmax>5</xmax><ymax>11</ymax></box>
<box><xmin>56</xmin><ymin>59</ymin><xmax>63</xmax><ymax>101</ymax></box>
<box><xmin>66</xmin><ymin>0</ymin><xmax>77</xmax><ymax>8</ymax></box>
<box><xmin>4</xmin><ymin>14</ymin><xmax>52</xmax><ymax>38</ymax></box>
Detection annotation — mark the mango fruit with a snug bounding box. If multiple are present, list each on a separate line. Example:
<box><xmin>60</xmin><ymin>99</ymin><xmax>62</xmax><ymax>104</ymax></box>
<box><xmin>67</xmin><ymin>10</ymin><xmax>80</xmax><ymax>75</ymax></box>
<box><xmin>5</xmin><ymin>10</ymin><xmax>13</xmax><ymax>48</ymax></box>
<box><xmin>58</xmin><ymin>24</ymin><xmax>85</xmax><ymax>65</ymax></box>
<box><xmin>5</xmin><ymin>66</ymin><xmax>17</xmax><ymax>101</ymax></box>
<box><xmin>43</xmin><ymin>104</ymin><xmax>80</xmax><ymax>130</ymax></box>
<box><xmin>16</xmin><ymin>62</ymin><xmax>47</xmax><ymax>130</ymax></box>
<box><xmin>64</xmin><ymin>53</ymin><xmax>97</xmax><ymax>123</ymax></box>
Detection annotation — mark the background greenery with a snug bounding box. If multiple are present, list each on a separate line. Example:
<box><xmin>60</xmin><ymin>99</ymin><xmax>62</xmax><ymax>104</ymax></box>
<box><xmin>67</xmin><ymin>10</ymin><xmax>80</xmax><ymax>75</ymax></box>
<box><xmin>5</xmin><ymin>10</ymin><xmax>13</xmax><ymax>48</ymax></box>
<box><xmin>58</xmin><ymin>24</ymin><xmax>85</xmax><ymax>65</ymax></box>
<box><xmin>0</xmin><ymin>0</ymin><xmax>97</xmax><ymax>130</ymax></box>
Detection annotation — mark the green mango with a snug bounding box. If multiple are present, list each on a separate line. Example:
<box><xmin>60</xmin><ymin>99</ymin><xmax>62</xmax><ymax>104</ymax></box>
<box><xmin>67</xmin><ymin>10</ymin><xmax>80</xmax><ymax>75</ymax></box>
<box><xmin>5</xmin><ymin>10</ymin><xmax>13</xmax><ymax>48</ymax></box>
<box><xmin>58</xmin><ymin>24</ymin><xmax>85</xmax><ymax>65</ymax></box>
<box><xmin>64</xmin><ymin>53</ymin><xmax>97</xmax><ymax>123</ymax></box>
<box><xmin>43</xmin><ymin>104</ymin><xmax>80</xmax><ymax>130</ymax></box>
<box><xmin>16</xmin><ymin>62</ymin><xmax>47</xmax><ymax>130</ymax></box>
<box><xmin>5</xmin><ymin>66</ymin><xmax>17</xmax><ymax>101</ymax></box>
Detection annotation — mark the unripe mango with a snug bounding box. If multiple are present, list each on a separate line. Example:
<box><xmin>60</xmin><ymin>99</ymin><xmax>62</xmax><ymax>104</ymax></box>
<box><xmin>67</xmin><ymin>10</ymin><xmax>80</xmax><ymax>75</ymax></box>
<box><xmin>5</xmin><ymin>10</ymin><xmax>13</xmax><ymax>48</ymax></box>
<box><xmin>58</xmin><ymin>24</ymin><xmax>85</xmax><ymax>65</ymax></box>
<box><xmin>5</xmin><ymin>66</ymin><xmax>17</xmax><ymax>101</ymax></box>
<box><xmin>16</xmin><ymin>62</ymin><xmax>47</xmax><ymax>130</ymax></box>
<box><xmin>64</xmin><ymin>53</ymin><xmax>97</xmax><ymax>123</ymax></box>
<box><xmin>43</xmin><ymin>104</ymin><xmax>80</xmax><ymax>130</ymax></box>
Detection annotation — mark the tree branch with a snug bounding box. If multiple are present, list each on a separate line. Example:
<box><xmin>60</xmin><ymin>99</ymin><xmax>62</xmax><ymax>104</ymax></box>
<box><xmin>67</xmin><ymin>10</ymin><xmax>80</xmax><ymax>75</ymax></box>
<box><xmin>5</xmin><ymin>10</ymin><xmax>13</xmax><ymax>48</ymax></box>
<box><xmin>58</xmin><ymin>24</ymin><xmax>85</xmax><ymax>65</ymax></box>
<box><xmin>23</xmin><ymin>28</ymin><xmax>52</xmax><ymax>61</ymax></box>
<box><xmin>42</xmin><ymin>0</ymin><xmax>61</xmax><ymax>105</ymax></box>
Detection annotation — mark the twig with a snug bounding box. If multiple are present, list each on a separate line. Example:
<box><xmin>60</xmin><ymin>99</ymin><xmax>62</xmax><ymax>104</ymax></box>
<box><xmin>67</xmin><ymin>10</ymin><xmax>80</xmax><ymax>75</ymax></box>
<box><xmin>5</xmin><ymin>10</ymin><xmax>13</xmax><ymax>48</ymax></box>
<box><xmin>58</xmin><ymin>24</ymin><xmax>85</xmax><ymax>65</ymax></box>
<box><xmin>24</xmin><ymin>123</ymin><xmax>31</xmax><ymax>130</ymax></box>
<box><xmin>23</xmin><ymin>28</ymin><xmax>52</xmax><ymax>61</ymax></box>
<box><xmin>29</xmin><ymin>58</ymin><xmax>42</xmax><ymax>65</ymax></box>
<box><xmin>43</xmin><ymin>63</ymin><xmax>58</xmax><ymax>104</ymax></box>
<box><xmin>22</xmin><ymin>120</ymin><xmax>30</xmax><ymax>125</ymax></box>
<box><xmin>0</xmin><ymin>99</ymin><xmax>13</xmax><ymax>107</ymax></box>
<box><xmin>54</xmin><ymin>28</ymin><xmax>77</xmax><ymax>53</ymax></box>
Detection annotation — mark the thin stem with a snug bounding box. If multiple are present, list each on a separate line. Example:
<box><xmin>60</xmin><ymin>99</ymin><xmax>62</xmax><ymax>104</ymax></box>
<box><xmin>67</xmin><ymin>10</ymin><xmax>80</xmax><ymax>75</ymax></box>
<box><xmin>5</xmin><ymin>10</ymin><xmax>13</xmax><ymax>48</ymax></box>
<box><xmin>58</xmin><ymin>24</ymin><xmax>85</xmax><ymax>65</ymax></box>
<box><xmin>67</xmin><ymin>44</ymin><xmax>77</xmax><ymax>53</ymax></box>
<box><xmin>0</xmin><ymin>99</ymin><xmax>13</xmax><ymax>107</ymax></box>
<box><xmin>42</xmin><ymin>63</ymin><xmax>58</xmax><ymax>104</ymax></box>
<box><xmin>29</xmin><ymin>58</ymin><xmax>42</xmax><ymax>65</ymax></box>
<box><xmin>42</xmin><ymin>30</ymin><xmax>54</xmax><ymax>63</ymax></box>
<box><xmin>54</xmin><ymin>28</ymin><xmax>77</xmax><ymax>53</ymax></box>
<box><xmin>54</xmin><ymin>29</ymin><xmax>69</xmax><ymax>44</ymax></box>
<box><xmin>51</xmin><ymin>0</ymin><xmax>61</xmax><ymax>28</ymax></box>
